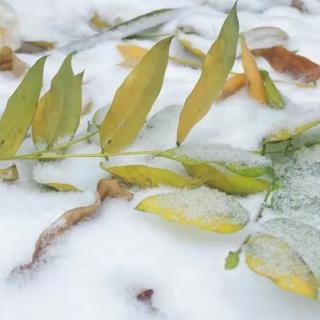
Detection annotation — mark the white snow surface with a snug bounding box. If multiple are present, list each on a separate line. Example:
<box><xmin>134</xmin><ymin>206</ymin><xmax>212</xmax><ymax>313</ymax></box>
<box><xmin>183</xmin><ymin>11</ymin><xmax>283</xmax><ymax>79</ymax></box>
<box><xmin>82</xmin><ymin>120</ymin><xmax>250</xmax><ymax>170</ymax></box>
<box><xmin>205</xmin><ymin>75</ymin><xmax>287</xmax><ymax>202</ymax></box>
<box><xmin>1</xmin><ymin>0</ymin><xmax>320</xmax><ymax>319</ymax></box>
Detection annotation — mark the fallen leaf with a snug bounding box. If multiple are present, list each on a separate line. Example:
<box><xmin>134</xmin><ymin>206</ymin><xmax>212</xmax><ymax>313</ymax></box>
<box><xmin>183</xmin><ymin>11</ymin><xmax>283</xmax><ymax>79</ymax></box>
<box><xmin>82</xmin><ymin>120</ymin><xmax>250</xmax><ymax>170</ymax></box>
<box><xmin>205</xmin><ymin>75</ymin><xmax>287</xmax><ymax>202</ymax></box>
<box><xmin>11</xmin><ymin>179</ymin><xmax>133</xmax><ymax>274</ymax></box>
<box><xmin>225</xmin><ymin>251</ymin><xmax>240</xmax><ymax>270</ymax></box>
<box><xmin>177</xmin><ymin>38</ymin><xmax>206</xmax><ymax>60</ymax></box>
<box><xmin>0</xmin><ymin>56</ymin><xmax>46</xmax><ymax>157</ymax></box>
<box><xmin>101</xmin><ymin>163</ymin><xmax>202</xmax><ymax>188</ymax></box>
<box><xmin>117</xmin><ymin>44</ymin><xmax>148</xmax><ymax>67</ymax></box>
<box><xmin>253</xmin><ymin>46</ymin><xmax>320</xmax><ymax>82</ymax></box>
<box><xmin>291</xmin><ymin>0</ymin><xmax>308</xmax><ymax>12</ymax></box>
<box><xmin>100</xmin><ymin>37</ymin><xmax>172</xmax><ymax>152</ymax></box>
<box><xmin>136</xmin><ymin>187</ymin><xmax>250</xmax><ymax>233</ymax></box>
<box><xmin>0</xmin><ymin>46</ymin><xmax>28</xmax><ymax>77</ymax></box>
<box><xmin>0</xmin><ymin>164</ymin><xmax>18</xmax><ymax>181</ymax></box>
<box><xmin>220</xmin><ymin>73</ymin><xmax>247</xmax><ymax>99</ymax></box>
<box><xmin>176</xmin><ymin>3</ymin><xmax>239</xmax><ymax>145</ymax></box>
<box><xmin>17</xmin><ymin>41</ymin><xmax>55</xmax><ymax>53</ymax></box>
<box><xmin>240</xmin><ymin>35</ymin><xmax>267</xmax><ymax>104</ymax></box>
<box><xmin>90</xmin><ymin>12</ymin><xmax>110</xmax><ymax>30</ymax></box>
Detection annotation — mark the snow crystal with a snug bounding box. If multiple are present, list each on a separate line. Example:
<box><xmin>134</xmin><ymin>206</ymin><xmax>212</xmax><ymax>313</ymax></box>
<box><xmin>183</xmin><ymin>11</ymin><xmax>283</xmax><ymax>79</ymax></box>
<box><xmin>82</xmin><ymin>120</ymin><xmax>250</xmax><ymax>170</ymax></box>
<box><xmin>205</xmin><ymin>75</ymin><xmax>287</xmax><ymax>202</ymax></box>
<box><xmin>155</xmin><ymin>186</ymin><xmax>249</xmax><ymax>226</ymax></box>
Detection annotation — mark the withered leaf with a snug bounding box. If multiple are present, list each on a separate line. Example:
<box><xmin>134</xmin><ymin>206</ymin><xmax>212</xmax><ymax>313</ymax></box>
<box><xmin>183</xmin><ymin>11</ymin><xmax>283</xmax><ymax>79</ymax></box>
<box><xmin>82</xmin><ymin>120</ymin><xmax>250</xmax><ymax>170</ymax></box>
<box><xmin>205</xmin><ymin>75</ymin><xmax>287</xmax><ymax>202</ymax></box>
<box><xmin>253</xmin><ymin>46</ymin><xmax>320</xmax><ymax>82</ymax></box>
<box><xmin>0</xmin><ymin>164</ymin><xmax>18</xmax><ymax>181</ymax></box>
<box><xmin>0</xmin><ymin>46</ymin><xmax>28</xmax><ymax>77</ymax></box>
<box><xmin>11</xmin><ymin>179</ymin><xmax>133</xmax><ymax>275</ymax></box>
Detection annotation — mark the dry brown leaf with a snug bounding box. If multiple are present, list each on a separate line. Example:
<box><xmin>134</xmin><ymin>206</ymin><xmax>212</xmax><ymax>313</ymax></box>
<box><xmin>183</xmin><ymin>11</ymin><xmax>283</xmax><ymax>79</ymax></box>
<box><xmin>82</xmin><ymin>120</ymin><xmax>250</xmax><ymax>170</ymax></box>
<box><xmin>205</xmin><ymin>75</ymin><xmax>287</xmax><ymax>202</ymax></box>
<box><xmin>11</xmin><ymin>179</ymin><xmax>133</xmax><ymax>275</ymax></box>
<box><xmin>220</xmin><ymin>73</ymin><xmax>247</xmax><ymax>99</ymax></box>
<box><xmin>253</xmin><ymin>46</ymin><xmax>320</xmax><ymax>82</ymax></box>
<box><xmin>240</xmin><ymin>36</ymin><xmax>267</xmax><ymax>104</ymax></box>
<box><xmin>291</xmin><ymin>0</ymin><xmax>308</xmax><ymax>12</ymax></box>
<box><xmin>0</xmin><ymin>46</ymin><xmax>28</xmax><ymax>77</ymax></box>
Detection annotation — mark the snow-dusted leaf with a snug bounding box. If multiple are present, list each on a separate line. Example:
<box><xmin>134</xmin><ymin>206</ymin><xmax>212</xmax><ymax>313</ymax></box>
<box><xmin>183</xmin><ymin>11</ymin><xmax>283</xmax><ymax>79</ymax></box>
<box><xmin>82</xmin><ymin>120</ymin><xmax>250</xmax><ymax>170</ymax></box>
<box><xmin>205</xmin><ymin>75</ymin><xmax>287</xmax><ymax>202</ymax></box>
<box><xmin>101</xmin><ymin>163</ymin><xmax>202</xmax><ymax>188</ymax></box>
<box><xmin>60</xmin><ymin>8</ymin><xmax>179</xmax><ymax>53</ymax></box>
<box><xmin>136</xmin><ymin>187</ymin><xmax>249</xmax><ymax>233</ymax></box>
<box><xmin>0</xmin><ymin>56</ymin><xmax>46</xmax><ymax>157</ymax></box>
<box><xmin>265</xmin><ymin>119</ymin><xmax>320</xmax><ymax>143</ymax></box>
<box><xmin>0</xmin><ymin>164</ymin><xmax>18</xmax><ymax>181</ymax></box>
<box><xmin>11</xmin><ymin>179</ymin><xmax>133</xmax><ymax>274</ymax></box>
<box><xmin>260</xmin><ymin>70</ymin><xmax>285</xmax><ymax>109</ymax></box>
<box><xmin>156</xmin><ymin>144</ymin><xmax>272</xmax><ymax>194</ymax></box>
<box><xmin>246</xmin><ymin>233</ymin><xmax>318</xmax><ymax>299</ymax></box>
<box><xmin>176</xmin><ymin>4</ymin><xmax>239</xmax><ymax>145</ymax></box>
<box><xmin>240</xmin><ymin>35</ymin><xmax>267</xmax><ymax>104</ymax></box>
<box><xmin>241</xmin><ymin>26</ymin><xmax>289</xmax><ymax>52</ymax></box>
<box><xmin>177</xmin><ymin>38</ymin><xmax>205</xmax><ymax>60</ymax></box>
<box><xmin>100</xmin><ymin>37</ymin><xmax>172</xmax><ymax>152</ymax></box>
<box><xmin>117</xmin><ymin>44</ymin><xmax>148</xmax><ymax>67</ymax></box>
<box><xmin>32</xmin><ymin>54</ymin><xmax>83</xmax><ymax>150</ymax></box>
<box><xmin>253</xmin><ymin>46</ymin><xmax>320</xmax><ymax>82</ymax></box>
<box><xmin>220</xmin><ymin>73</ymin><xmax>246</xmax><ymax>99</ymax></box>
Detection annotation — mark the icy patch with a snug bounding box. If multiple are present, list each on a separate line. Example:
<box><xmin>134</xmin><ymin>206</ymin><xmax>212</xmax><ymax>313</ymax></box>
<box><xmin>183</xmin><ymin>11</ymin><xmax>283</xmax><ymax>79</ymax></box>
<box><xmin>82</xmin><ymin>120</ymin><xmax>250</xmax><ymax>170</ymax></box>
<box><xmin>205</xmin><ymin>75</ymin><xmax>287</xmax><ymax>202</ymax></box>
<box><xmin>155</xmin><ymin>186</ymin><xmax>249</xmax><ymax>226</ymax></box>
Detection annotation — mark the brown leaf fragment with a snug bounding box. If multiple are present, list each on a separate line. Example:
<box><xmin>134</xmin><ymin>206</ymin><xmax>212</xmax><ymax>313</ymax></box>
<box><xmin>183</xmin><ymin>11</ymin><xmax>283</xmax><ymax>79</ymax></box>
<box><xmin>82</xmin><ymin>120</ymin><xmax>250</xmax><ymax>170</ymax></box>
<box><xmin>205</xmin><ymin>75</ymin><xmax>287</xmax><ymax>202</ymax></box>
<box><xmin>253</xmin><ymin>46</ymin><xmax>320</xmax><ymax>82</ymax></box>
<box><xmin>10</xmin><ymin>179</ymin><xmax>133</xmax><ymax>276</ymax></box>
<box><xmin>291</xmin><ymin>0</ymin><xmax>308</xmax><ymax>13</ymax></box>
<box><xmin>137</xmin><ymin>289</ymin><xmax>154</xmax><ymax>302</ymax></box>
<box><xmin>0</xmin><ymin>46</ymin><xmax>28</xmax><ymax>77</ymax></box>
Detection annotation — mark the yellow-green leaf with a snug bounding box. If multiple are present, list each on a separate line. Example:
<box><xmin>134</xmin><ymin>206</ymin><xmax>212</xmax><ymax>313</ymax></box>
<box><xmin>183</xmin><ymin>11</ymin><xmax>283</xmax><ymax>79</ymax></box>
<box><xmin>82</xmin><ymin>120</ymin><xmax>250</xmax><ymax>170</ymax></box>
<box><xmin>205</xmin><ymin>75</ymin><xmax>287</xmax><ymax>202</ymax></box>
<box><xmin>101</xmin><ymin>163</ymin><xmax>202</xmax><ymax>188</ymax></box>
<box><xmin>90</xmin><ymin>12</ymin><xmax>110</xmax><ymax>30</ymax></box>
<box><xmin>136</xmin><ymin>187</ymin><xmax>249</xmax><ymax>233</ymax></box>
<box><xmin>261</xmin><ymin>70</ymin><xmax>285</xmax><ymax>109</ymax></box>
<box><xmin>246</xmin><ymin>234</ymin><xmax>318</xmax><ymax>299</ymax></box>
<box><xmin>0</xmin><ymin>164</ymin><xmax>18</xmax><ymax>181</ymax></box>
<box><xmin>225</xmin><ymin>251</ymin><xmax>240</xmax><ymax>270</ymax></box>
<box><xmin>265</xmin><ymin>120</ymin><xmax>320</xmax><ymax>143</ymax></box>
<box><xmin>32</xmin><ymin>54</ymin><xmax>83</xmax><ymax>150</ymax></box>
<box><xmin>0</xmin><ymin>56</ymin><xmax>46</xmax><ymax>157</ymax></box>
<box><xmin>240</xmin><ymin>35</ymin><xmax>267</xmax><ymax>104</ymax></box>
<box><xmin>176</xmin><ymin>4</ymin><xmax>239</xmax><ymax>145</ymax></box>
<box><xmin>44</xmin><ymin>182</ymin><xmax>80</xmax><ymax>192</ymax></box>
<box><xmin>100</xmin><ymin>37</ymin><xmax>172</xmax><ymax>152</ymax></box>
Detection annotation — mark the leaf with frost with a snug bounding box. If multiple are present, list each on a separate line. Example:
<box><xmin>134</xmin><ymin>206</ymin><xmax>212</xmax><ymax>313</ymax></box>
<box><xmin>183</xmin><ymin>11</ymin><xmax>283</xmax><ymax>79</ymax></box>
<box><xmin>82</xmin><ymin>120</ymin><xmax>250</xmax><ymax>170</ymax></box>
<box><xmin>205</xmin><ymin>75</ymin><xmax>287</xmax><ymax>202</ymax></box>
<box><xmin>155</xmin><ymin>144</ymin><xmax>273</xmax><ymax>194</ymax></box>
<box><xmin>0</xmin><ymin>56</ymin><xmax>46</xmax><ymax>157</ymax></box>
<box><xmin>176</xmin><ymin>4</ymin><xmax>239</xmax><ymax>145</ymax></box>
<box><xmin>253</xmin><ymin>46</ymin><xmax>320</xmax><ymax>82</ymax></box>
<box><xmin>32</xmin><ymin>54</ymin><xmax>83</xmax><ymax>151</ymax></box>
<box><xmin>11</xmin><ymin>179</ymin><xmax>133</xmax><ymax>274</ymax></box>
<box><xmin>101</xmin><ymin>163</ymin><xmax>202</xmax><ymax>188</ymax></box>
<box><xmin>136</xmin><ymin>187</ymin><xmax>249</xmax><ymax>233</ymax></box>
<box><xmin>0</xmin><ymin>164</ymin><xmax>18</xmax><ymax>181</ymax></box>
<box><xmin>240</xmin><ymin>35</ymin><xmax>267</xmax><ymax>104</ymax></box>
<box><xmin>59</xmin><ymin>8</ymin><xmax>179</xmax><ymax>53</ymax></box>
<box><xmin>246</xmin><ymin>233</ymin><xmax>318</xmax><ymax>299</ymax></box>
<box><xmin>260</xmin><ymin>70</ymin><xmax>285</xmax><ymax>109</ymax></box>
<box><xmin>220</xmin><ymin>73</ymin><xmax>247</xmax><ymax>99</ymax></box>
<box><xmin>265</xmin><ymin>120</ymin><xmax>320</xmax><ymax>143</ymax></box>
<box><xmin>99</xmin><ymin>37</ymin><xmax>172</xmax><ymax>152</ymax></box>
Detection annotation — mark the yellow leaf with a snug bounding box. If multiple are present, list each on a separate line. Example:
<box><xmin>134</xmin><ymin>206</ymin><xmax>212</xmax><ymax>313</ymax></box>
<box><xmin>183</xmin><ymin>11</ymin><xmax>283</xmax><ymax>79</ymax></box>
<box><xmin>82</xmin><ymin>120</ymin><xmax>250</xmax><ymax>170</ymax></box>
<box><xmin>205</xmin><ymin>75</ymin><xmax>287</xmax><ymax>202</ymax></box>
<box><xmin>0</xmin><ymin>164</ymin><xmax>18</xmax><ymax>181</ymax></box>
<box><xmin>136</xmin><ymin>187</ymin><xmax>249</xmax><ymax>233</ymax></box>
<box><xmin>44</xmin><ymin>182</ymin><xmax>80</xmax><ymax>192</ymax></box>
<box><xmin>90</xmin><ymin>12</ymin><xmax>110</xmax><ymax>30</ymax></box>
<box><xmin>220</xmin><ymin>73</ymin><xmax>247</xmax><ymax>99</ymax></box>
<box><xmin>32</xmin><ymin>54</ymin><xmax>83</xmax><ymax>150</ymax></box>
<box><xmin>246</xmin><ymin>234</ymin><xmax>318</xmax><ymax>299</ymax></box>
<box><xmin>265</xmin><ymin>120</ymin><xmax>320</xmax><ymax>143</ymax></box>
<box><xmin>0</xmin><ymin>56</ymin><xmax>46</xmax><ymax>157</ymax></box>
<box><xmin>178</xmin><ymin>38</ymin><xmax>206</xmax><ymax>60</ymax></box>
<box><xmin>100</xmin><ymin>37</ymin><xmax>172</xmax><ymax>152</ymax></box>
<box><xmin>240</xmin><ymin>35</ymin><xmax>267</xmax><ymax>104</ymax></box>
<box><xmin>117</xmin><ymin>44</ymin><xmax>148</xmax><ymax>67</ymax></box>
<box><xmin>101</xmin><ymin>163</ymin><xmax>202</xmax><ymax>188</ymax></box>
<box><xmin>176</xmin><ymin>4</ymin><xmax>239</xmax><ymax>145</ymax></box>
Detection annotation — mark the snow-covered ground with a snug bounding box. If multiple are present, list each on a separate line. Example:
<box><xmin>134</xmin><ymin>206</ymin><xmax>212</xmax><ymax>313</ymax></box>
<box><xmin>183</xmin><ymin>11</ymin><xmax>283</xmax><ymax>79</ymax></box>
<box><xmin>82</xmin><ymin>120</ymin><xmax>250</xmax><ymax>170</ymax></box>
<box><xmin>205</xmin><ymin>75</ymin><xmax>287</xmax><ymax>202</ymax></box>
<box><xmin>1</xmin><ymin>0</ymin><xmax>320</xmax><ymax>319</ymax></box>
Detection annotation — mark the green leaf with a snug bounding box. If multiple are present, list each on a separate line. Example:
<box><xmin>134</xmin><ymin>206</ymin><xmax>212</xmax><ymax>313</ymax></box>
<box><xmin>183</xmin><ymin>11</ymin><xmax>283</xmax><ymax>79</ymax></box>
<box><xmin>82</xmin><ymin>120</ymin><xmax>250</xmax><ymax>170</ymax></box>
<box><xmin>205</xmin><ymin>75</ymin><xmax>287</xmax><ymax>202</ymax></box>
<box><xmin>32</xmin><ymin>54</ymin><xmax>83</xmax><ymax>150</ymax></box>
<box><xmin>136</xmin><ymin>187</ymin><xmax>249</xmax><ymax>233</ymax></box>
<box><xmin>176</xmin><ymin>3</ymin><xmax>239</xmax><ymax>144</ymax></box>
<box><xmin>225</xmin><ymin>251</ymin><xmax>240</xmax><ymax>270</ymax></box>
<box><xmin>246</xmin><ymin>233</ymin><xmax>318</xmax><ymax>299</ymax></box>
<box><xmin>261</xmin><ymin>70</ymin><xmax>285</xmax><ymax>109</ymax></box>
<box><xmin>0</xmin><ymin>164</ymin><xmax>19</xmax><ymax>181</ymax></box>
<box><xmin>0</xmin><ymin>56</ymin><xmax>46</xmax><ymax>157</ymax></box>
<box><xmin>101</xmin><ymin>163</ymin><xmax>202</xmax><ymax>188</ymax></box>
<box><xmin>156</xmin><ymin>144</ymin><xmax>272</xmax><ymax>194</ymax></box>
<box><xmin>99</xmin><ymin>37</ymin><xmax>172</xmax><ymax>152</ymax></box>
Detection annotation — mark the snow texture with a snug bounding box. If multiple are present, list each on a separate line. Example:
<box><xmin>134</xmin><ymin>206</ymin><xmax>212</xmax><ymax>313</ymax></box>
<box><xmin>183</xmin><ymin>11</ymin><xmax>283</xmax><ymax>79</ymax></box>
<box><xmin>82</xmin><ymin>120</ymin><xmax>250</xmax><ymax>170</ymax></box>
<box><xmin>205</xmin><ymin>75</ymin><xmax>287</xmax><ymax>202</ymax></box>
<box><xmin>1</xmin><ymin>0</ymin><xmax>320</xmax><ymax>319</ymax></box>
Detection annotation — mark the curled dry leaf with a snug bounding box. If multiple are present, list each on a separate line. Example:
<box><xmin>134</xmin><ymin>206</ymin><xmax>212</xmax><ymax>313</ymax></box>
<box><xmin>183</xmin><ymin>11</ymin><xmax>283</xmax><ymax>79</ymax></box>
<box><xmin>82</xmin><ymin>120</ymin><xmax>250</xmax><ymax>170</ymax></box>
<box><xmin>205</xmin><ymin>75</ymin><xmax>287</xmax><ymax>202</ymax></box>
<box><xmin>240</xmin><ymin>35</ymin><xmax>267</xmax><ymax>104</ymax></box>
<box><xmin>0</xmin><ymin>164</ymin><xmax>18</xmax><ymax>181</ymax></box>
<box><xmin>11</xmin><ymin>179</ymin><xmax>133</xmax><ymax>274</ymax></box>
<box><xmin>176</xmin><ymin>3</ymin><xmax>239</xmax><ymax>145</ymax></box>
<box><xmin>253</xmin><ymin>46</ymin><xmax>320</xmax><ymax>82</ymax></box>
<box><xmin>0</xmin><ymin>45</ymin><xmax>28</xmax><ymax>77</ymax></box>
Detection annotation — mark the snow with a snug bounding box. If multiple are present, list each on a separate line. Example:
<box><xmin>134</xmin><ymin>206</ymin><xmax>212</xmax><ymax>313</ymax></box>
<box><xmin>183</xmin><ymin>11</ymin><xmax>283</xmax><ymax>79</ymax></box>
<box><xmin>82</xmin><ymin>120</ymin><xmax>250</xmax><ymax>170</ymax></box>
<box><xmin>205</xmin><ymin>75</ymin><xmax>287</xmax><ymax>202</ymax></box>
<box><xmin>0</xmin><ymin>0</ymin><xmax>320</xmax><ymax>319</ymax></box>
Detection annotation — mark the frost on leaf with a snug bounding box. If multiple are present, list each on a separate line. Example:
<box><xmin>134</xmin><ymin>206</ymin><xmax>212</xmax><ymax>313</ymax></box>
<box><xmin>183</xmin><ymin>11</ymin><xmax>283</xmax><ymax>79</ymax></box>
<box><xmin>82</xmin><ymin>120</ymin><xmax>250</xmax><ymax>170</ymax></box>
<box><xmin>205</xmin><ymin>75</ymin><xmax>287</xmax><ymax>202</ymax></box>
<box><xmin>136</xmin><ymin>187</ymin><xmax>249</xmax><ymax>233</ymax></box>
